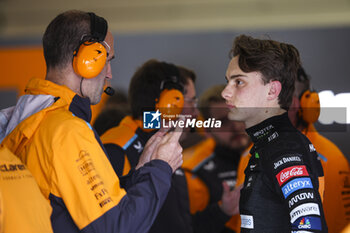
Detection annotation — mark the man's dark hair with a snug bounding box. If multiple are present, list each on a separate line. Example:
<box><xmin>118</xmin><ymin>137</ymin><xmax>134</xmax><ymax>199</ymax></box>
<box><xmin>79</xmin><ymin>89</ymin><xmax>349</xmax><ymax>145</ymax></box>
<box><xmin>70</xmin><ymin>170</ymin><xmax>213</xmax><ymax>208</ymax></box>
<box><xmin>128</xmin><ymin>59</ymin><xmax>187</xmax><ymax>119</ymax></box>
<box><xmin>93</xmin><ymin>107</ymin><xmax>129</xmax><ymax>136</ymax></box>
<box><xmin>199</xmin><ymin>85</ymin><xmax>225</xmax><ymax>120</ymax></box>
<box><xmin>177</xmin><ymin>65</ymin><xmax>196</xmax><ymax>83</ymax></box>
<box><xmin>295</xmin><ymin>66</ymin><xmax>311</xmax><ymax>98</ymax></box>
<box><xmin>43</xmin><ymin>10</ymin><xmax>102</xmax><ymax>71</ymax></box>
<box><xmin>231</xmin><ymin>35</ymin><xmax>301</xmax><ymax>110</ymax></box>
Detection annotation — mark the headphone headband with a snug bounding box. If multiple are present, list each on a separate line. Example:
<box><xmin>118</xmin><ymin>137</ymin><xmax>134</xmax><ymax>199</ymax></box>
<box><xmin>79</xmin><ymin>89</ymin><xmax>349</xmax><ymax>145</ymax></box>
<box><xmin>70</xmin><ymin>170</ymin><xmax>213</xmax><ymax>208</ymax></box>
<box><xmin>87</xmin><ymin>12</ymin><xmax>108</xmax><ymax>42</ymax></box>
<box><xmin>72</xmin><ymin>12</ymin><xmax>108</xmax><ymax>79</ymax></box>
<box><xmin>160</xmin><ymin>76</ymin><xmax>184</xmax><ymax>93</ymax></box>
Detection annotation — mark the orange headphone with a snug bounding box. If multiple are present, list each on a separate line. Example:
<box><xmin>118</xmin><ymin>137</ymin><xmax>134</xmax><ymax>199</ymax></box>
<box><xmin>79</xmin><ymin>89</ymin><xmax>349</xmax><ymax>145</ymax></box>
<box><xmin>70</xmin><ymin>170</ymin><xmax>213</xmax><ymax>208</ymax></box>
<box><xmin>297</xmin><ymin>68</ymin><xmax>320</xmax><ymax>124</ymax></box>
<box><xmin>155</xmin><ymin>75</ymin><xmax>184</xmax><ymax>120</ymax></box>
<box><xmin>72</xmin><ymin>12</ymin><xmax>108</xmax><ymax>79</ymax></box>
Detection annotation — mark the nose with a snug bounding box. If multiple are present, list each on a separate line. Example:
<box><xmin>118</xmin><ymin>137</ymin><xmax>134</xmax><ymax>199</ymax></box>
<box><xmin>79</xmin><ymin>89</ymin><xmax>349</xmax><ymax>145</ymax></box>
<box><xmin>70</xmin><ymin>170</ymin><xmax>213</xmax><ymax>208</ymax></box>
<box><xmin>221</xmin><ymin>84</ymin><xmax>232</xmax><ymax>101</ymax></box>
<box><xmin>106</xmin><ymin>62</ymin><xmax>112</xmax><ymax>80</ymax></box>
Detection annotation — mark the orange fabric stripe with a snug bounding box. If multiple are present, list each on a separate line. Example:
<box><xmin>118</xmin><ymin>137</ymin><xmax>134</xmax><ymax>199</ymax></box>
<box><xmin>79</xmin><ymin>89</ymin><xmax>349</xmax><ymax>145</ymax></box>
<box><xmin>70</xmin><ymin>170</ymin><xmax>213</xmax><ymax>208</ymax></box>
<box><xmin>182</xmin><ymin>138</ymin><xmax>216</xmax><ymax>171</ymax></box>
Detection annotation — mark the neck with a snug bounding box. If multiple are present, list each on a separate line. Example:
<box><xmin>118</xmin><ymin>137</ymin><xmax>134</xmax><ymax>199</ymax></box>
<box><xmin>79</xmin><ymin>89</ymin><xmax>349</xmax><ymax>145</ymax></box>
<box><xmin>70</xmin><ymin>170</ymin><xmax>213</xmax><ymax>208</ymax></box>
<box><xmin>46</xmin><ymin>66</ymin><xmax>82</xmax><ymax>96</ymax></box>
<box><xmin>245</xmin><ymin>108</ymin><xmax>286</xmax><ymax>129</ymax></box>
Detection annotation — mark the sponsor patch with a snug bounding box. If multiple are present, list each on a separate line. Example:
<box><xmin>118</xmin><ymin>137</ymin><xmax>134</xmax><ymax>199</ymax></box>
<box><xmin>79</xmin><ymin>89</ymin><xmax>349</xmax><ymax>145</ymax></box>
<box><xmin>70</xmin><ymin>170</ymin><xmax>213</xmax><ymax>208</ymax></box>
<box><xmin>282</xmin><ymin>177</ymin><xmax>313</xmax><ymax>199</ymax></box>
<box><xmin>290</xmin><ymin>203</ymin><xmax>320</xmax><ymax>223</ymax></box>
<box><xmin>291</xmin><ymin>231</ymin><xmax>313</xmax><ymax>233</ymax></box>
<box><xmin>292</xmin><ymin>216</ymin><xmax>322</xmax><ymax>231</ymax></box>
<box><xmin>288</xmin><ymin>191</ymin><xmax>315</xmax><ymax>208</ymax></box>
<box><xmin>217</xmin><ymin>170</ymin><xmax>237</xmax><ymax>178</ymax></box>
<box><xmin>241</xmin><ymin>215</ymin><xmax>254</xmax><ymax>229</ymax></box>
<box><xmin>175</xmin><ymin>169</ymin><xmax>184</xmax><ymax>176</ymax></box>
<box><xmin>249</xmin><ymin>164</ymin><xmax>257</xmax><ymax>170</ymax></box>
<box><xmin>309</xmin><ymin>144</ymin><xmax>316</xmax><ymax>152</ymax></box>
<box><xmin>253</xmin><ymin>124</ymin><xmax>274</xmax><ymax>138</ymax></box>
<box><xmin>0</xmin><ymin>164</ymin><xmax>26</xmax><ymax>172</ymax></box>
<box><xmin>133</xmin><ymin>141</ymin><xmax>143</xmax><ymax>153</ymax></box>
<box><xmin>203</xmin><ymin>160</ymin><xmax>215</xmax><ymax>171</ymax></box>
<box><xmin>246</xmin><ymin>175</ymin><xmax>253</xmax><ymax>188</ymax></box>
<box><xmin>276</xmin><ymin>165</ymin><xmax>309</xmax><ymax>186</ymax></box>
<box><xmin>273</xmin><ymin>154</ymin><xmax>303</xmax><ymax>170</ymax></box>
<box><xmin>268</xmin><ymin>131</ymin><xmax>279</xmax><ymax>142</ymax></box>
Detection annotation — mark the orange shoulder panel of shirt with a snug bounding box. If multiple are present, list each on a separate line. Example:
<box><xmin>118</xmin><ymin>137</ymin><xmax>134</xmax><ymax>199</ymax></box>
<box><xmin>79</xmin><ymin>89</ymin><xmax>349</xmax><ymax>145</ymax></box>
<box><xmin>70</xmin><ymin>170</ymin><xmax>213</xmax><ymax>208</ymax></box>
<box><xmin>182</xmin><ymin>137</ymin><xmax>216</xmax><ymax>171</ymax></box>
<box><xmin>235</xmin><ymin>144</ymin><xmax>253</xmax><ymax>188</ymax></box>
<box><xmin>122</xmin><ymin>157</ymin><xmax>131</xmax><ymax>176</ymax></box>
<box><xmin>184</xmin><ymin>171</ymin><xmax>210</xmax><ymax>214</ymax></box>
<box><xmin>100</xmin><ymin>116</ymin><xmax>139</xmax><ymax>146</ymax></box>
<box><xmin>182</xmin><ymin>138</ymin><xmax>214</xmax><ymax>214</ymax></box>
<box><xmin>100</xmin><ymin>116</ymin><xmax>144</xmax><ymax>176</ymax></box>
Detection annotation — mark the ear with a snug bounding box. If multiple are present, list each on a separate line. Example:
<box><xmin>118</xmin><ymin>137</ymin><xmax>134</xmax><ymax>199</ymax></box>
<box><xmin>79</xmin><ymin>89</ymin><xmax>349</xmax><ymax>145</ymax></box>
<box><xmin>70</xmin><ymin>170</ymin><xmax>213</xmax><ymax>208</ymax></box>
<box><xmin>267</xmin><ymin>80</ymin><xmax>282</xmax><ymax>101</ymax></box>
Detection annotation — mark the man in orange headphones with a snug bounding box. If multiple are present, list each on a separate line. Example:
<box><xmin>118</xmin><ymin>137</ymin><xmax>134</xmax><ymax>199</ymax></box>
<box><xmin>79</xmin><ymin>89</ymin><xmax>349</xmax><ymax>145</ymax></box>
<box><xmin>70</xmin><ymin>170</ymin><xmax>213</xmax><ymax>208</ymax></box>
<box><xmin>101</xmin><ymin>59</ymin><xmax>238</xmax><ymax>233</ymax></box>
<box><xmin>288</xmin><ymin>67</ymin><xmax>350</xmax><ymax>233</ymax></box>
<box><xmin>0</xmin><ymin>10</ymin><xmax>183</xmax><ymax>233</ymax></box>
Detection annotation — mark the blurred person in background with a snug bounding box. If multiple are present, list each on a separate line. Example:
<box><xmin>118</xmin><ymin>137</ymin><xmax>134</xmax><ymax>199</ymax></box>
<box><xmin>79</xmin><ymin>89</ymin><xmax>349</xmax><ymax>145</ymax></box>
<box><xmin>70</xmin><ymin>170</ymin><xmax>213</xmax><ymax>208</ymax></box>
<box><xmin>177</xmin><ymin>66</ymin><xmax>207</xmax><ymax>161</ymax></box>
<box><xmin>183</xmin><ymin>84</ymin><xmax>251</xmax><ymax>233</ymax></box>
<box><xmin>288</xmin><ymin>66</ymin><xmax>350</xmax><ymax>233</ymax></box>
<box><xmin>101</xmin><ymin>59</ymin><xmax>239</xmax><ymax>233</ymax></box>
<box><xmin>93</xmin><ymin>89</ymin><xmax>130</xmax><ymax>136</ymax></box>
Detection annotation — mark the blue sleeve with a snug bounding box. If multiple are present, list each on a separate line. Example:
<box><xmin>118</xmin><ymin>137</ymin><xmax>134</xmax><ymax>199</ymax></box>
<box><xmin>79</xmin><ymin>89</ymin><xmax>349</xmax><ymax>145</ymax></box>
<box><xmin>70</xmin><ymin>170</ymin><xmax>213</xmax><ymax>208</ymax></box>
<box><xmin>81</xmin><ymin>159</ymin><xmax>172</xmax><ymax>233</ymax></box>
<box><xmin>104</xmin><ymin>143</ymin><xmax>126</xmax><ymax>177</ymax></box>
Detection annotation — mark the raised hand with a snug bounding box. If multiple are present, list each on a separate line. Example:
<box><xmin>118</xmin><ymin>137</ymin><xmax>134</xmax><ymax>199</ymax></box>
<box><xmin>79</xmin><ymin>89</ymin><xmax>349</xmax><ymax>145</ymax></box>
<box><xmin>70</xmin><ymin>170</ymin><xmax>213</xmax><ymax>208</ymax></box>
<box><xmin>219</xmin><ymin>182</ymin><xmax>242</xmax><ymax>216</ymax></box>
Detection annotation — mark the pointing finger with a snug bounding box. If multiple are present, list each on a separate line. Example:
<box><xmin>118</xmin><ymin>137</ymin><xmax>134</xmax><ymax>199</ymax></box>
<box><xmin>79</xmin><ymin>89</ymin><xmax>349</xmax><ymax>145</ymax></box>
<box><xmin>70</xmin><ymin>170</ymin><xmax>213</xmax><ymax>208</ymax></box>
<box><xmin>168</xmin><ymin>126</ymin><xmax>183</xmax><ymax>142</ymax></box>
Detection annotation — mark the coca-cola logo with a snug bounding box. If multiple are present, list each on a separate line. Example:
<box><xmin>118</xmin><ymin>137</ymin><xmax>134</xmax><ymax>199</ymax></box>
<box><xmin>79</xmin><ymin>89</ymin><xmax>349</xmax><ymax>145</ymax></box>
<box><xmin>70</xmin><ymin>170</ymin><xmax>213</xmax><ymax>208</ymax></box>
<box><xmin>276</xmin><ymin>165</ymin><xmax>309</xmax><ymax>186</ymax></box>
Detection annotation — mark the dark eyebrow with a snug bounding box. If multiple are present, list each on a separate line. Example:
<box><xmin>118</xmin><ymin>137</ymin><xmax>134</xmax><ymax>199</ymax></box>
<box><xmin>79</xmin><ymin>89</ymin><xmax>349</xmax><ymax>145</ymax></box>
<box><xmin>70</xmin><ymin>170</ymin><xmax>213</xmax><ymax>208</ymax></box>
<box><xmin>225</xmin><ymin>74</ymin><xmax>247</xmax><ymax>81</ymax></box>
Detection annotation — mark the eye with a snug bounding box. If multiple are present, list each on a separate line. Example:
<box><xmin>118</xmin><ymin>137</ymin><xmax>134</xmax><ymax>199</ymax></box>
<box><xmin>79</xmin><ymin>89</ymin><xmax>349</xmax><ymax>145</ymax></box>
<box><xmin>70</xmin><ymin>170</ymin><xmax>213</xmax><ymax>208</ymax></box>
<box><xmin>236</xmin><ymin>79</ymin><xmax>243</xmax><ymax>86</ymax></box>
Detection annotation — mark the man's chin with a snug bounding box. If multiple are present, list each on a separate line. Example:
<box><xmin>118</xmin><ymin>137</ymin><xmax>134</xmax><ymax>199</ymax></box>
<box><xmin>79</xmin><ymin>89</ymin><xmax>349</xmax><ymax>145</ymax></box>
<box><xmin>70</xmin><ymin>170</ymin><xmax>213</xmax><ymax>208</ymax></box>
<box><xmin>228</xmin><ymin>111</ymin><xmax>246</xmax><ymax>122</ymax></box>
<box><xmin>90</xmin><ymin>96</ymin><xmax>102</xmax><ymax>105</ymax></box>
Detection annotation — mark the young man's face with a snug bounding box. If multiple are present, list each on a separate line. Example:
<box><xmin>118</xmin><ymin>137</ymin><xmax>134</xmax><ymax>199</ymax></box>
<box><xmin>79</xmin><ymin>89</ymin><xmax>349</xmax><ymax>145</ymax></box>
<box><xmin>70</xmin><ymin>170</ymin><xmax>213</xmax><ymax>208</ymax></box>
<box><xmin>221</xmin><ymin>56</ymin><xmax>271</xmax><ymax>127</ymax></box>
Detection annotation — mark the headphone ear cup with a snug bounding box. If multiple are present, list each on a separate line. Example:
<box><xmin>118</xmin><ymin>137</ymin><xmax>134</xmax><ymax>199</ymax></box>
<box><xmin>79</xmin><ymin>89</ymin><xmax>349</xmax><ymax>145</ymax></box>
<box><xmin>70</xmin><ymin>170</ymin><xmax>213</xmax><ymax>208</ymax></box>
<box><xmin>73</xmin><ymin>42</ymin><xmax>107</xmax><ymax>79</ymax></box>
<box><xmin>156</xmin><ymin>89</ymin><xmax>184</xmax><ymax>120</ymax></box>
<box><xmin>300</xmin><ymin>90</ymin><xmax>320</xmax><ymax>124</ymax></box>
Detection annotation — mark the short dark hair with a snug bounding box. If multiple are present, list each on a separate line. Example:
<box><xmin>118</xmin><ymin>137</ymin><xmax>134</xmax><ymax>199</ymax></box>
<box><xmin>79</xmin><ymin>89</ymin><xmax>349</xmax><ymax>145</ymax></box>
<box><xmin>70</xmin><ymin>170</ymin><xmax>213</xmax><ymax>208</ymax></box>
<box><xmin>93</xmin><ymin>107</ymin><xmax>128</xmax><ymax>136</ymax></box>
<box><xmin>295</xmin><ymin>66</ymin><xmax>311</xmax><ymax>97</ymax></box>
<box><xmin>231</xmin><ymin>35</ymin><xmax>301</xmax><ymax>110</ymax></box>
<box><xmin>128</xmin><ymin>59</ymin><xmax>187</xmax><ymax>119</ymax></box>
<box><xmin>177</xmin><ymin>65</ymin><xmax>196</xmax><ymax>83</ymax></box>
<box><xmin>43</xmin><ymin>10</ymin><xmax>106</xmax><ymax>71</ymax></box>
<box><xmin>199</xmin><ymin>85</ymin><xmax>226</xmax><ymax>119</ymax></box>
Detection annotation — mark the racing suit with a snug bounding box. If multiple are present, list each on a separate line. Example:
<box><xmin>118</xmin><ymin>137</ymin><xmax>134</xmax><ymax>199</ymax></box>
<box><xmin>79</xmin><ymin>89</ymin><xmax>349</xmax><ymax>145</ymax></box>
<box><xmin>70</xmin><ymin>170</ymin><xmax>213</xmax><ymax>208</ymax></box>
<box><xmin>101</xmin><ymin>116</ymin><xmax>230</xmax><ymax>233</ymax></box>
<box><xmin>1</xmin><ymin>78</ymin><xmax>173</xmax><ymax>233</ymax></box>
<box><xmin>235</xmin><ymin>123</ymin><xmax>350</xmax><ymax>233</ymax></box>
<box><xmin>240</xmin><ymin>113</ymin><xmax>328</xmax><ymax>232</ymax></box>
